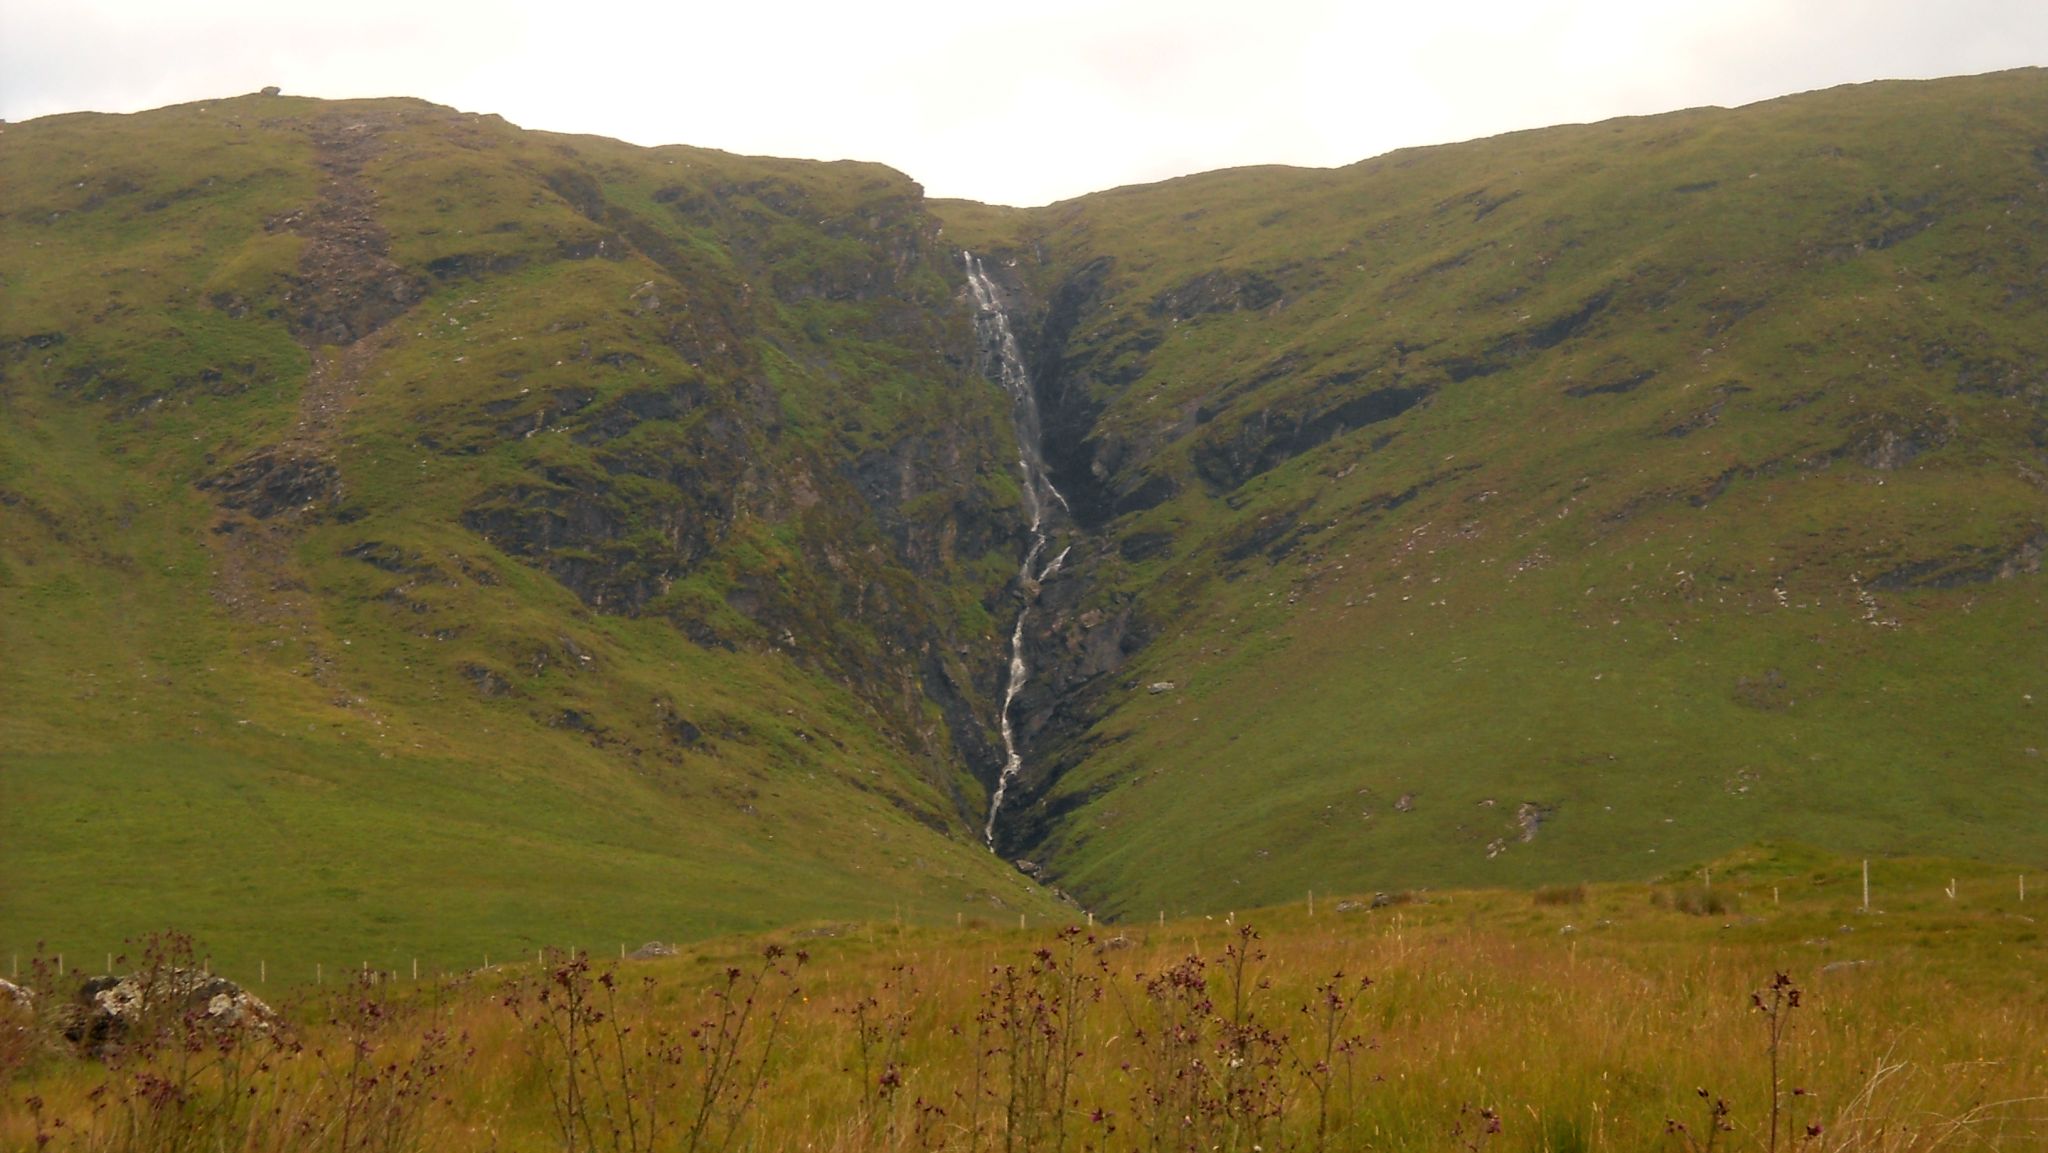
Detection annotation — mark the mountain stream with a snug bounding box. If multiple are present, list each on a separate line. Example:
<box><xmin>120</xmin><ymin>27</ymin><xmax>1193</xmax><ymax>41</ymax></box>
<box><xmin>964</xmin><ymin>253</ymin><xmax>1070</xmax><ymax>846</ymax></box>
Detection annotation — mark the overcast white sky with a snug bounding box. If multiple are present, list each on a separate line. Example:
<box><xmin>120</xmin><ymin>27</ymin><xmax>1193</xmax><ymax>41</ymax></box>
<box><xmin>3</xmin><ymin>1</ymin><xmax>2044</xmax><ymax>206</ymax></box>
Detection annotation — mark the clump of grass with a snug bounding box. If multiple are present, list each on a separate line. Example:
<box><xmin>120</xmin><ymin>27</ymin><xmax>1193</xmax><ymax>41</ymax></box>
<box><xmin>972</xmin><ymin>925</ymin><xmax>1103</xmax><ymax>1151</ymax></box>
<box><xmin>1285</xmin><ymin>968</ymin><xmax>1373</xmax><ymax>1152</ymax></box>
<box><xmin>1653</xmin><ymin>887</ymin><xmax>1739</xmax><ymax>916</ymax></box>
<box><xmin>506</xmin><ymin>942</ymin><xmax>807</xmax><ymax>1153</ymax></box>
<box><xmin>1665</xmin><ymin>972</ymin><xmax>1815</xmax><ymax>1153</ymax></box>
<box><xmin>840</xmin><ymin>961</ymin><xmax>917</xmax><ymax>1145</ymax></box>
<box><xmin>0</xmin><ymin>996</ymin><xmax>35</xmax><ymax>1082</ymax></box>
<box><xmin>1664</xmin><ymin>1088</ymin><xmax>1735</xmax><ymax>1152</ymax></box>
<box><xmin>1532</xmin><ymin>884</ymin><xmax>1588</xmax><ymax>907</ymax></box>
<box><xmin>1115</xmin><ymin>924</ymin><xmax>1293</xmax><ymax>1151</ymax></box>
<box><xmin>1751</xmin><ymin>971</ymin><xmax>1806</xmax><ymax>1153</ymax></box>
<box><xmin>294</xmin><ymin>971</ymin><xmax>452</xmax><ymax>1153</ymax></box>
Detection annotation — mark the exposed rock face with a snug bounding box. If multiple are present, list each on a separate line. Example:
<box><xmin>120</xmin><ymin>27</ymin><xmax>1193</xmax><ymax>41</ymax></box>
<box><xmin>200</xmin><ymin>451</ymin><xmax>343</xmax><ymax>519</ymax></box>
<box><xmin>987</xmin><ymin>561</ymin><xmax>1150</xmax><ymax>851</ymax></box>
<box><xmin>60</xmin><ymin>969</ymin><xmax>276</xmax><ymax>1055</ymax></box>
<box><xmin>951</xmin><ymin>256</ymin><xmax>1166</xmax><ymax>853</ymax></box>
<box><xmin>1191</xmin><ymin>384</ymin><xmax>1430</xmax><ymax>491</ymax></box>
<box><xmin>275</xmin><ymin>115</ymin><xmax>426</xmax><ymax>346</ymax></box>
<box><xmin>1020</xmin><ymin>256</ymin><xmax>1121</xmax><ymax>528</ymax></box>
<box><xmin>1150</xmin><ymin>268</ymin><xmax>1287</xmax><ymax>319</ymax></box>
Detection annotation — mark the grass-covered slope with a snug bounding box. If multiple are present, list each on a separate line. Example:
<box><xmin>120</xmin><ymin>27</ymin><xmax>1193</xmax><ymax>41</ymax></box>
<box><xmin>938</xmin><ymin>70</ymin><xmax>2048</xmax><ymax>917</ymax></box>
<box><xmin>5</xmin><ymin>71</ymin><xmax>2047</xmax><ymax>960</ymax></box>
<box><xmin>0</xmin><ymin>94</ymin><xmax>1059</xmax><ymax>976</ymax></box>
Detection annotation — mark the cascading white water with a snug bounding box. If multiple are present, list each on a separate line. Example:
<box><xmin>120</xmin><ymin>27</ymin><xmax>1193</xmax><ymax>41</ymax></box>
<box><xmin>964</xmin><ymin>252</ymin><xmax>1069</xmax><ymax>846</ymax></box>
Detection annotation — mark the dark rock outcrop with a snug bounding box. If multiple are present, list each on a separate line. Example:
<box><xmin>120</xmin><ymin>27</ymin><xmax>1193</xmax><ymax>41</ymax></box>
<box><xmin>1193</xmin><ymin>384</ymin><xmax>1430</xmax><ymax>491</ymax></box>
<box><xmin>199</xmin><ymin>451</ymin><xmax>342</xmax><ymax>519</ymax></box>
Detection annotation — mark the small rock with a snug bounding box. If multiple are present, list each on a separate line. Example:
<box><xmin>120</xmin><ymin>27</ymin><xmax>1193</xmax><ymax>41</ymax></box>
<box><xmin>0</xmin><ymin>977</ymin><xmax>31</xmax><ymax>1008</ymax></box>
<box><xmin>1820</xmin><ymin>959</ymin><xmax>1871</xmax><ymax>973</ymax></box>
<box><xmin>1394</xmin><ymin>793</ymin><xmax>1415</xmax><ymax>812</ymax></box>
<box><xmin>1013</xmin><ymin>859</ymin><xmax>1042</xmax><ymax>876</ymax></box>
<box><xmin>628</xmin><ymin>941</ymin><xmax>677</xmax><ymax>960</ymax></box>
<box><xmin>259</xmin><ymin>86</ymin><xmax>281</xmax><ymax>97</ymax></box>
<box><xmin>1148</xmin><ymin>681</ymin><xmax>1177</xmax><ymax>695</ymax></box>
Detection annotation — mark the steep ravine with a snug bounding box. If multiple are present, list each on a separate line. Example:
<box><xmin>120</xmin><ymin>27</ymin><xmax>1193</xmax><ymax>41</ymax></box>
<box><xmin>958</xmin><ymin>251</ymin><xmax>1153</xmax><ymax>866</ymax></box>
<box><xmin>963</xmin><ymin>253</ymin><xmax>1073</xmax><ymax>844</ymax></box>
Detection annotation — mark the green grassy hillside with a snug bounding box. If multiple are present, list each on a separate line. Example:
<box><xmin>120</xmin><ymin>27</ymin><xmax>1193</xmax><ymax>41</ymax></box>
<box><xmin>0</xmin><ymin>94</ymin><xmax>1060</xmax><ymax>976</ymax></box>
<box><xmin>936</xmin><ymin>70</ymin><xmax>2048</xmax><ymax>917</ymax></box>
<box><xmin>4</xmin><ymin>72</ymin><xmax>2047</xmax><ymax>967</ymax></box>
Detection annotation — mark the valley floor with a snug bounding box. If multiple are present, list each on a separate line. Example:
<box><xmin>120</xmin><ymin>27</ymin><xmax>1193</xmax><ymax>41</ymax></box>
<box><xmin>6</xmin><ymin>849</ymin><xmax>2044</xmax><ymax>1151</ymax></box>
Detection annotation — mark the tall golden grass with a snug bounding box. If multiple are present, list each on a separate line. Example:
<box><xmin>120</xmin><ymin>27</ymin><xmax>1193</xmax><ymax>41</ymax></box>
<box><xmin>6</xmin><ymin>887</ymin><xmax>2043</xmax><ymax>1151</ymax></box>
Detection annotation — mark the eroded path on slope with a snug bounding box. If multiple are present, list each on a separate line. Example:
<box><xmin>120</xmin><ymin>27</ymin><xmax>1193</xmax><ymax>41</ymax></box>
<box><xmin>201</xmin><ymin>113</ymin><xmax>420</xmax><ymax>705</ymax></box>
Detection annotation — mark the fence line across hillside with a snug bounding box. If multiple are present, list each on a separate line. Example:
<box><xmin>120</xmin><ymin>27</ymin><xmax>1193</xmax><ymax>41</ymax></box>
<box><xmin>6</xmin><ymin>868</ymin><xmax>2032</xmax><ymax>991</ymax></box>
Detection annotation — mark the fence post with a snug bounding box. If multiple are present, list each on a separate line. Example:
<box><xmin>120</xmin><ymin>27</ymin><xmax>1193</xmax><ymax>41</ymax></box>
<box><xmin>1862</xmin><ymin>860</ymin><xmax>1870</xmax><ymax>912</ymax></box>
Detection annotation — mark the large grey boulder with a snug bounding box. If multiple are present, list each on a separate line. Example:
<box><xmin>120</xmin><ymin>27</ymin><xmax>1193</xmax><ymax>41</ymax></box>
<box><xmin>61</xmin><ymin>968</ymin><xmax>275</xmax><ymax>1054</ymax></box>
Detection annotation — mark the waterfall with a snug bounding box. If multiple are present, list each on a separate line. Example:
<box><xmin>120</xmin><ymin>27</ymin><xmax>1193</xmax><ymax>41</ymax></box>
<box><xmin>964</xmin><ymin>252</ymin><xmax>1068</xmax><ymax>847</ymax></box>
